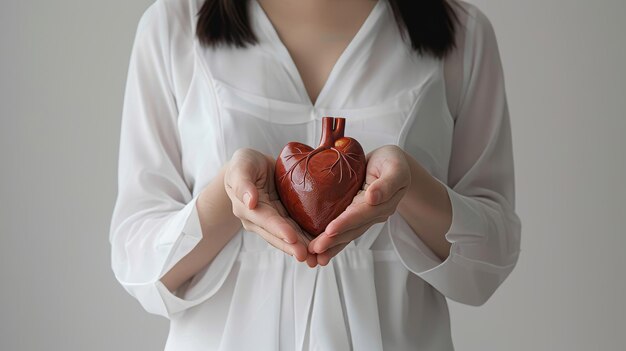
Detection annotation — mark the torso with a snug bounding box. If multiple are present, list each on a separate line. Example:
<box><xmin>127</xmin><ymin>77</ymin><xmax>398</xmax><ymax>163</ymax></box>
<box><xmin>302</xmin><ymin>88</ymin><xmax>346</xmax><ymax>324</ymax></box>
<box><xmin>158</xmin><ymin>0</ymin><xmax>480</xmax><ymax>348</ymax></box>
<box><xmin>256</xmin><ymin>0</ymin><xmax>379</xmax><ymax>105</ymax></box>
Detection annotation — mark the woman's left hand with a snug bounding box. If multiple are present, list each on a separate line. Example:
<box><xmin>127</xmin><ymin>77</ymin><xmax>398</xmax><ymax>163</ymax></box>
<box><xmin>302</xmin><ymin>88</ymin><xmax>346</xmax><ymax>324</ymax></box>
<box><xmin>308</xmin><ymin>145</ymin><xmax>411</xmax><ymax>266</ymax></box>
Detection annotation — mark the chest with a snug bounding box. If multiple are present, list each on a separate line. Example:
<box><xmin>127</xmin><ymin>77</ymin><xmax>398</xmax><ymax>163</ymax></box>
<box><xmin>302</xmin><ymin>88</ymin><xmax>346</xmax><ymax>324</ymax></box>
<box><xmin>182</xmin><ymin>0</ymin><xmax>454</xmax><ymax>192</ymax></box>
<box><xmin>256</xmin><ymin>0</ymin><xmax>379</xmax><ymax>105</ymax></box>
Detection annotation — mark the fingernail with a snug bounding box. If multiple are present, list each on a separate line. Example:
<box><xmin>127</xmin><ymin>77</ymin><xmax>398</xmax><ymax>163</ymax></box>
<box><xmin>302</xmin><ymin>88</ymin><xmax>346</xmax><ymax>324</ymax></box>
<box><xmin>243</xmin><ymin>192</ymin><xmax>251</xmax><ymax>207</ymax></box>
<box><xmin>283</xmin><ymin>237</ymin><xmax>296</xmax><ymax>244</ymax></box>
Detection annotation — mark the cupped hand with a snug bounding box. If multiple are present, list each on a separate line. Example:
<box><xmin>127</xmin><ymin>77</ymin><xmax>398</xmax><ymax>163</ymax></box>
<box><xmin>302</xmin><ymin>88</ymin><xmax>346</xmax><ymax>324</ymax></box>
<box><xmin>308</xmin><ymin>145</ymin><xmax>411</xmax><ymax>266</ymax></box>
<box><xmin>224</xmin><ymin>148</ymin><xmax>317</xmax><ymax>266</ymax></box>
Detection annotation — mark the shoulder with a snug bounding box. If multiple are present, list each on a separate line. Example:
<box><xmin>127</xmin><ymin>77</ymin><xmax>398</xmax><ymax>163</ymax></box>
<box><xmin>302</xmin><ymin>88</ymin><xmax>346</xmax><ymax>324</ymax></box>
<box><xmin>136</xmin><ymin>0</ymin><xmax>199</xmax><ymax>39</ymax></box>
<box><xmin>133</xmin><ymin>0</ymin><xmax>200</xmax><ymax>109</ymax></box>
<box><xmin>443</xmin><ymin>1</ymin><xmax>502</xmax><ymax>118</ymax></box>
<box><xmin>452</xmin><ymin>1</ymin><xmax>494</xmax><ymax>30</ymax></box>
<box><xmin>130</xmin><ymin>0</ymin><xmax>197</xmax><ymax>76</ymax></box>
<box><xmin>450</xmin><ymin>1</ymin><xmax>498</xmax><ymax>49</ymax></box>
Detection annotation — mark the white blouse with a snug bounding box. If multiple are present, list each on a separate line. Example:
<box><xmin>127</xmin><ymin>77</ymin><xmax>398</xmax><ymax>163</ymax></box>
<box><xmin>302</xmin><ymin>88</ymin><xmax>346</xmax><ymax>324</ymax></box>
<box><xmin>109</xmin><ymin>0</ymin><xmax>522</xmax><ymax>349</ymax></box>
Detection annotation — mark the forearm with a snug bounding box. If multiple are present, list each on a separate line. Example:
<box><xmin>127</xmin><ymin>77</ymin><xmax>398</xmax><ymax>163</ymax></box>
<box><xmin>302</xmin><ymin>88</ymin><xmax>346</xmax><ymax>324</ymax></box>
<box><xmin>160</xmin><ymin>162</ymin><xmax>241</xmax><ymax>293</ymax></box>
<box><xmin>397</xmin><ymin>150</ymin><xmax>453</xmax><ymax>261</ymax></box>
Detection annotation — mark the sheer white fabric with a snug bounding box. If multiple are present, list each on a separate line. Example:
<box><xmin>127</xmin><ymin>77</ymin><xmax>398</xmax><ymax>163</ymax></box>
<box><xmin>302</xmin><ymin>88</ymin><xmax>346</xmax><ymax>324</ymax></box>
<box><xmin>108</xmin><ymin>0</ymin><xmax>521</xmax><ymax>349</ymax></box>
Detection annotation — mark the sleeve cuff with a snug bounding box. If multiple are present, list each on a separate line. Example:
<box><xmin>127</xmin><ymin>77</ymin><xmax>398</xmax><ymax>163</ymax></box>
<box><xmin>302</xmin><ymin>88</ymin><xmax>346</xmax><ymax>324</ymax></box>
<box><xmin>153</xmin><ymin>193</ymin><xmax>243</xmax><ymax>318</ymax></box>
<box><xmin>388</xmin><ymin>178</ymin><xmax>519</xmax><ymax>306</ymax></box>
<box><xmin>155</xmin><ymin>231</ymin><xmax>242</xmax><ymax>317</ymax></box>
<box><xmin>118</xmin><ymin>194</ymin><xmax>243</xmax><ymax>318</ymax></box>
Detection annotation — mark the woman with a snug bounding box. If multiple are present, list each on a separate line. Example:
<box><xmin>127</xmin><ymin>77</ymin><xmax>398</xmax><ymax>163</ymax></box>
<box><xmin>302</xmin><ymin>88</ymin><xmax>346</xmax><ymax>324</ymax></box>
<box><xmin>109</xmin><ymin>0</ymin><xmax>521</xmax><ymax>349</ymax></box>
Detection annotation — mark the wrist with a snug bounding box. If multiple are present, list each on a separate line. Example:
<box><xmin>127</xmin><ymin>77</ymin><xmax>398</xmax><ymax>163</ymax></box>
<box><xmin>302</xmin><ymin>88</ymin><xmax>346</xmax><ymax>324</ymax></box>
<box><xmin>199</xmin><ymin>162</ymin><xmax>231</xmax><ymax>210</ymax></box>
<box><xmin>399</xmin><ymin>150</ymin><xmax>423</xmax><ymax>207</ymax></box>
<box><xmin>398</xmin><ymin>150</ymin><xmax>441</xmax><ymax>215</ymax></box>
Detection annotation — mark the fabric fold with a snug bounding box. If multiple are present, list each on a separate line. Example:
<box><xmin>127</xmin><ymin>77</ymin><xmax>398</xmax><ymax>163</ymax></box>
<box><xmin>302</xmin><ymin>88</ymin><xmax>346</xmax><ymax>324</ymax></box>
<box><xmin>293</xmin><ymin>260</ymin><xmax>319</xmax><ymax>350</ymax></box>
<box><xmin>218</xmin><ymin>250</ymin><xmax>286</xmax><ymax>350</ymax></box>
<box><xmin>298</xmin><ymin>221</ymin><xmax>386</xmax><ymax>351</ymax></box>
<box><xmin>156</xmin><ymin>232</ymin><xmax>243</xmax><ymax>316</ymax></box>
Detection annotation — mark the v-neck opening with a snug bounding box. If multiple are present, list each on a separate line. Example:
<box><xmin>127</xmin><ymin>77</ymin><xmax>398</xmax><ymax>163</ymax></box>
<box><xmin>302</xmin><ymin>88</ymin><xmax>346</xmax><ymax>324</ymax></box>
<box><xmin>252</xmin><ymin>0</ymin><xmax>386</xmax><ymax>108</ymax></box>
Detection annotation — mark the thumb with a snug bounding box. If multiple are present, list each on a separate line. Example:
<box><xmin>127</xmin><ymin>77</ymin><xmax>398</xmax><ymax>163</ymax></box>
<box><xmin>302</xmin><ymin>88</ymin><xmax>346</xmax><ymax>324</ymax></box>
<box><xmin>227</xmin><ymin>164</ymin><xmax>261</xmax><ymax>209</ymax></box>
<box><xmin>365</xmin><ymin>179</ymin><xmax>387</xmax><ymax>206</ymax></box>
<box><xmin>365</xmin><ymin>166</ymin><xmax>407</xmax><ymax>206</ymax></box>
<box><xmin>238</xmin><ymin>181</ymin><xmax>259</xmax><ymax>209</ymax></box>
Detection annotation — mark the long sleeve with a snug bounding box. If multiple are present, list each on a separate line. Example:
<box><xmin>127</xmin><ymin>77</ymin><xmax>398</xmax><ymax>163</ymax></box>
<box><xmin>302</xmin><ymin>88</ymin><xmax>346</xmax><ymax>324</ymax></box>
<box><xmin>108</xmin><ymin>0</ymin><xmax>239</xmax><ymax>319</ymax></box>
<box><xmin>389</xmin><ymin>4</ymin><xmax>522</xmax><ymax>306</ymax></box>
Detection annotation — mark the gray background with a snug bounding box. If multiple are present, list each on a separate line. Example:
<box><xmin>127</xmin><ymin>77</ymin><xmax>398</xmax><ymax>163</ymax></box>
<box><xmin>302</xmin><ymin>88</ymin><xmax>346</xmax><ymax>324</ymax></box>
<box><xmin>1</xmin><ymin>0</ymin><xmax>624</xmax><ymax>350</ymax></box>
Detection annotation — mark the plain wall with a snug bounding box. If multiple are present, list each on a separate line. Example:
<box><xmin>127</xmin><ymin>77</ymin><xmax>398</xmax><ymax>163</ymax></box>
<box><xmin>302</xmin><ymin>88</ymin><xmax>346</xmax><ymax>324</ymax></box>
<box><xmin>1</xmin><ymin>0</ymin><xmax>624</xmax><ymax>350</ymax></box>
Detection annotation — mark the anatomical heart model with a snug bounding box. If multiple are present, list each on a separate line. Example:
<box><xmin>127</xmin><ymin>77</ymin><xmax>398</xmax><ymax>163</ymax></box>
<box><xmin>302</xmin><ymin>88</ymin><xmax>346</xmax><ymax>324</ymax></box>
<box><xmin>275</xmin><ymin>117</ymin><xmax>366</xmax><ymax>238</ymax></box>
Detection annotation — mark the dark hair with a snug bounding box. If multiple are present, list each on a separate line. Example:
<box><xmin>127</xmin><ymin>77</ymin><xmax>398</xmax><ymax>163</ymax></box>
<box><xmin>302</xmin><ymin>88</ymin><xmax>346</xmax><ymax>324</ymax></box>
<box><xmin>196</xmin><ymin>0</ymin><xmax>459</xmax><ymax>59</ymax></box>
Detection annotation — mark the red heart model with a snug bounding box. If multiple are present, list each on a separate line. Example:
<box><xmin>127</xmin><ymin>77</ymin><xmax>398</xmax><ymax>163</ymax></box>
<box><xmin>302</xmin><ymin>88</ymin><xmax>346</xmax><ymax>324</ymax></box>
<box><xmin>275</xmin><ymin>117</ymin><xmax>366</xmax><ymax>238</ymax></box>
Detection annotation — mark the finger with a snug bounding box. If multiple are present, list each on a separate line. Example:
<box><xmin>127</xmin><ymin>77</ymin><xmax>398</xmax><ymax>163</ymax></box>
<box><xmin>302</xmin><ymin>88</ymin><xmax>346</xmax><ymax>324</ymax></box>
<box><xmin>365</xmin><ymin>161</ymin><xmax>409</xmax><ymax>206</ymax></box>
<box><xmin>234</xmin><ymin>199</ymin><xmax>299</xmax><ymax>244</ymax></box>
<box><xmin>311</xmin><ymin>217</ymin><xmax>382</xmax><ymax>254</ymax></box>
<box><xmin>317</xmin><ymin>242</ymin><xmax>350</xmax><ymax>266</ymax></box>
<box><xmin>272</xmin><ymin>198</ymin><xmax>290</xmax><ymax>218</ymax></box>
<box><xmin>297</xmin><ymin>230</ymin><xmax>311</xmax><ymax>248</ymax></box>
<box><xmin>280</xmin><ymin>211</ymin><xmax>313</xmax><ymax>245</ymax></box>
<box><xmin>325</xmin><ymin>202</ymin><xmax>384</xmax><ymax>236</ymax></box>
<box><xmin>225</xmin><ymin>168</ymin><xmax>261</xmax><ymax>209</ymax></box>
<box><xmin>283</xmin><ymin>212</ymin><xmax>312</xmax><ymax>246</ymax></box>
<box><xmin>306</xmin><ymin>253</ymin><xmax>318</xmax><ymax>268</ymax></box>
<box><xmin>322</xmin><ymin>191</ymin><xmax>367</xmax><ymax>235</ymax></box>
<box><xmin>326</xmin><ymin>188</ymin><xmax>406</xmax><ymax>237</ymax></box>
<box><xmin>242</xmin><ymin>219</ymin><xmax>308</xmax><ymax>262</ymax></box>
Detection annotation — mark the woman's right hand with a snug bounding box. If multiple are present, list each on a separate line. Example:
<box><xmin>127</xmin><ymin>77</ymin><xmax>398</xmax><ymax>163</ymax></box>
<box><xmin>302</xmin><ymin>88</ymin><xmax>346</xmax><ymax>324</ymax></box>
<box><xmin>224</xmin><ymin>148</ymin><xmax>316</xmax><ymax>266</ymax></box>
